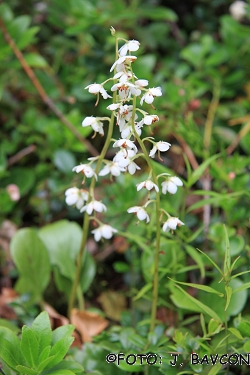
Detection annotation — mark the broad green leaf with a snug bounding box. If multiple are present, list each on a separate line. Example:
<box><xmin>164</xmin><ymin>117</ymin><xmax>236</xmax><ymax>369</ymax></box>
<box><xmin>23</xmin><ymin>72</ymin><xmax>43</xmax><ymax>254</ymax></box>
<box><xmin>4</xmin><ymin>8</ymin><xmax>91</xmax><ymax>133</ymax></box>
<box><xmin>244</xmin><ymin>340</ymin><xmax>250</xmax><ymax>352</ymax></box>
<box><xmin>228</xmin><ymin>327</ymin><xmax>244</xmax><ymax>340</ymax></box>
<box><xmin>171</xmin><ymin>285</ymin><xmax>221</xmax><ymax>321</ymax></box>
<box><xmin>238</xmin><ymin>321</ymin><xmax>250</xmax><ymax>337</ymax></box>
<box><xmin>200</xmin><ymin>278</ymin><xmax>247</xmax><ymax>320</ymax></box>
<box><xmin>32</xmin><ymin>312</ymin><xmax>52</xmax><ymax>352</ymax></box>
<box><xmin>168</xmin><ymin>278</ymin><xmax>224</xmax><ymax>296</ymax></box>
<box><xmin>232</xmin><ymin>281</ymin><xmax>250</xmax><ymax>294</ymax></box>
<box><xmin>15</xmin><ymin>365</ymin><xmax>37</xmax><ymax>375</ymax></box>
<box><xmin>37</xmin><ymin>355</ymin><xmax>57</xmax><ymax>372</ymax></box>
<box><xmin>48</xmin><ymin>337</ymin><xmax>74</xmax><ymax>367</ymax></box>
<box><xmin>224</xmin><ymin>285</ymin><xmax>233</xmax><ymax>311</ymax></box>
<box><xmin>208</xmin><ymin>319</ymin><xmax>222</xmax><ymax>334</ymax></box>
<box><xmin>10</xmin><ymin>228</ymin><xmax>51</xmax><ymax>303</ymax></box>
<box><xmin>51</xmin><ymin>325</ymin><xmax>75</xmax><ymax>345</ymax></box>
<box><xmin>20</xmin><ymin>326</ymin><xmax>39</xmax><ymax>368</ymax></box>
<box><xmin>24</xmin><ymin>53</ymin><xmax>48</xmax><ymax>68</ymax></box>
<box><xmin>0</xmin><ymin>338</ymin><xmax>21</xmax><ymax>369</ymax></box>
<box><xmin>53</xmin><ymin>149</ymin><xmax>76</xmax><ymax>174</ymax></box>
<box><xmin>39</xmin><ymin>346</ymin><xmax>51</xmax><ymax>363</ymax></box>
<box><xmin>186</xmin><ymin>153</ymin><xmax>220</xmax><ymax>188</ymax></box>
<box><xmin>0</xmin><ymin>328</ymin><xmax>23</xmax><ymax>367</ymax></box>
<box><xmin>38</xmin><ymin>220</ymin><xmax>82</xmax><ymax>280</ymax></box>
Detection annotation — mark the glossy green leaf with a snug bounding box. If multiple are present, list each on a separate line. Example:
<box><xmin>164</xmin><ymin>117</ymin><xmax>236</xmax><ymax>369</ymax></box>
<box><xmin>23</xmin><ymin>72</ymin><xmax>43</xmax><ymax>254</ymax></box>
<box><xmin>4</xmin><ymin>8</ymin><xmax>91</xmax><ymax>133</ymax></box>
<box><xmin>171</xmin><ymin>285</ymin><xmax>221</xmax><ymax>321</ymax></box>
<box><xmin>51</xmin><ymin>324</ymin><xmax>75</xmax><ymax>345</ymax></box>
<box><xmin>20</xmin><ymin>326</ymin><xmax>39</xmax><ymax>368</ymax></box>
<box><xmin>10</xmin><ymin>228</ymin><xmax>51</xmax><ymax>303</ymax></box>
<box><xmin>31</xmin><ymin>312</ymin><xmax>52</xmax><ymax>353</ymax></box>
<box><xmin>238</xmin><ymin>321</ymin><xmax>250</xmax><ymax>337</ymax></box>
<box><xmin>15</xmin><ymin>365</ymin><xmax>37</xmax><ymax>375</ymax></box>
<box><xmin>53</xmin><ymin>149</ymin><xmax>76</xmax><ymax>174</ymax></box>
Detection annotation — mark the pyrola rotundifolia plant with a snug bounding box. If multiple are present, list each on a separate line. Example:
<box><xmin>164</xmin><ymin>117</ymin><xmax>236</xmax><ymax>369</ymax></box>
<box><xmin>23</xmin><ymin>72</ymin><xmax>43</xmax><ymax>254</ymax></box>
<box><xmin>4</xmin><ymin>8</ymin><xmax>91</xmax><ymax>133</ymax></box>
<box><xmin>66</xmin><ymin>27</ymin><xmax>184</xmax><ymax>328</ymax></box>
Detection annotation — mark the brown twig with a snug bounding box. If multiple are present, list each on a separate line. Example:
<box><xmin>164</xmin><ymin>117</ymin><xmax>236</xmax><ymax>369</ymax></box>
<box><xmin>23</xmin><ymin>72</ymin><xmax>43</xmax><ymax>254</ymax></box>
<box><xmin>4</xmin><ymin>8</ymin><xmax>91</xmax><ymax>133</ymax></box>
<box><xmin>174</xmin><ymin>133</ymin><xmax>199</xmax><ymax>171</ymax></box>
<box><xmin>7</xmin><ymin>145</ymin><xmax>37</xmax><ymax>167</ymax></box>
<box><xmin>0</xmin><ymin>16</ymin><xmax>98</xmax><ymax>157</ymax></box>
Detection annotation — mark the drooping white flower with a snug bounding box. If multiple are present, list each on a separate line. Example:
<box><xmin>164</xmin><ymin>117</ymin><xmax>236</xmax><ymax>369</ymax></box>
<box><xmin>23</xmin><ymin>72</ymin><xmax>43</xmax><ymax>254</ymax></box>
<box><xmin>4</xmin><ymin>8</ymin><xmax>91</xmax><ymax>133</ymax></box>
<box><xmin>127</xmin><ymin>206</ymin><xmax>150</xmax><ymax>223</ymax></box>
<box><xmin>80</xmin><ymin>200</ymin><xmax>107</xmax><ymax>215</ymax></box>
<box><xmin>140</xmin><ymin>87</ymin><xmax>162</xmax><ymax>105</ymax></box>
<box><xmin>91</xmin><ymin>224</ymin><xmax>118</xmax><ymax>241</ymax></box>
<box><xmin>72</xmin><ymin>164</ymin><xmax>97</xmax><ymax>179</ymax></box>
<box><xmin>162</xmin><ymin>217</ymin><xmax>185</xmax><ymax>232</ymax></box>
<box><xmin>161</xmin><ymin>177</ymin><xmax>183</xmax><ymax>194</ymax></box>
<box><xmin>65</xmin><ymin>187</ymin><xmax>88</xmax><ymax>210</ymax></box>
<box><xmin>229</xmin><ymin>1</ymin><xmax>247</xmax><ymax>20</ymax></box>
<box><xmin>135</xmin><ymin>79</ymin><xmax>148</xmax><ymax>88</ymax></box>
<box><xmin>82</xmin><ymin>116</ymin><xmax>104</xmax><ymax>136</ymax></box>
<box><xmin>110</xmin><ymin>55</ymin><xmax>137</xmax><ymax>72</ymax></box>
<box><xmin>85</xmin><ymin>83</ymin><xmax>112</xmax><ymax>99</ymax></box>
<box><xmin>119</xmin><ymin>40</ymin><xmax>140</xmax><ymax>56</ymax></box>
<box><xmin>113</xmin><ymin>139</ymin><xmax>138</xmax><ymax>152</ymax></box>
<box><xmin>149</xmin><ymin>141</ymin><xmax>171</xmax><ymax>158</ymax></box>
<box><xmin>136</xmin><ymin>180</ymin><xmax>159</xmax><ymax>192</ymax></box>
<box><xmin>99</xmin><ymin>162</ymin><xmax>125</xmax><ymax>177</ymax></box>
<box><xmin>143</xmin><ymin>114</ymin><xmax>159</xmax><ymax>126</ymax></box>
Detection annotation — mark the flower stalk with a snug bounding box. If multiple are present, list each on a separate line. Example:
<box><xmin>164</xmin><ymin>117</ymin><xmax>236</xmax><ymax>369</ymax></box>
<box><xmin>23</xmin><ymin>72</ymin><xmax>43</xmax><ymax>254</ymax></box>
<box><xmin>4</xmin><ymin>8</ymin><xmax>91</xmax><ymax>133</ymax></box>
<box><xmin>66</xmin><ymin>30</ymin><xmax>184</xmax><ymax>332</ymax></box>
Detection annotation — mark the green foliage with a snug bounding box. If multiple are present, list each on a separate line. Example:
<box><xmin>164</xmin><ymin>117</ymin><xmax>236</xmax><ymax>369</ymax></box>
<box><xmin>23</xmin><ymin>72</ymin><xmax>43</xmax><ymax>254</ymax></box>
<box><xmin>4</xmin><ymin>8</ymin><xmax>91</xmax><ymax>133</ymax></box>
<box><xmin>0</xmin><ymin>311</ymin><xmax>81</xmax><ymax>375</ymax></box>
<box><xmin>1</xmin><ymin>1</ymin><xmax>250</xmax><ymax>374</ymax></box>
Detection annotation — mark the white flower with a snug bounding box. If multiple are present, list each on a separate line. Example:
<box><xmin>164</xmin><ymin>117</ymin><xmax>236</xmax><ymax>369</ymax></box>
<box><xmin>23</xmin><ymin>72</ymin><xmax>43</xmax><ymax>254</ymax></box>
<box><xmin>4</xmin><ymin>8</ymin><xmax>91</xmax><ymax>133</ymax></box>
<box><xmin>119</xmin><ymin>40</ymin><xmax>140</xmax><ymax>56</ymax></box>
<box><xmin>136</xmin><ymin>180</ymin><xmax>159</xmax><ymax>192</ymax></box>
<box><xmin>72</xmin><ymin>164</ymin><xmax>97</xmax><ymax>179</ymax></box>
<box><xmin>113</xmin><ymin>149</ymin><xmax>140</xmax><ymax>175</ymax></box>
<box><xmin>161</xmin><ymin>177</ymin><xmax>183</xmax><ymax>194</ymax></box>
<box><xmin>99</xmin><ymin>162</ymin><xmax>125</xmax><ymax>176</ymax></box>
<box><xmin>149</xmin><ymin>141</ymin><xmax>171</xmax><ymax>158</ymax></box>
<box><xmin>143</xmin><ymin>114</ymin><xmax>159</xmax><ymax>125</ymax></box>
<box><xmin>111</xmin><ymin>82</ymin><xmax>141</xmax><ymax>100</ymax></box>
<box><xmin>65</xmin><ymin>187</ymin><xmax>88</xmax><ymax>210</ymax></box>
<box><xmin>82</xmin><ymin>117</ymin><xmax>104</xmax><ymax>136</ymax></box>
<box><xmin>140</xmin><ymin>87</ymin><xmax>162</xmax><ymax>105</ymax></box>
<box><xmin>80</xmin><ymin>200</ymin><xmax>107</xmax><ymax>215</ymax></box>
<box><xmin>127</xmin><ymin>206</ymin><xmax>150</xmax><ymax>223</ymax></box>
<box><xmin>91</xmin><ymin>224</ymin><xmax>118</xmax><ymax>241</ymax></box>
<box><xmin>85</xmin><ymin>83</ymin><xmax>112</xmax><ymax>99</ymax></box>
<box><xmin>113</xmin><ymin>139</ymin><xmax>138</xmax><ymax>152</ymax></box>
<box><xmin>162</xmin><ymin>217</ymin><xmax>185</xmax><ymax>232</ymax></box>
<box><xmin>135</xmin><ymin>79</ymin><xmax>148</xmax><ymax>87</ymax></box>
<box><xmin>110</xmin><ymin>55</ymin><xmax>137</xmax><ymax>72</ymax></box>
<box><xmin>229</xmin><ymin>1</ymin><xmax>246</xmax><ymax>20</ymax></box>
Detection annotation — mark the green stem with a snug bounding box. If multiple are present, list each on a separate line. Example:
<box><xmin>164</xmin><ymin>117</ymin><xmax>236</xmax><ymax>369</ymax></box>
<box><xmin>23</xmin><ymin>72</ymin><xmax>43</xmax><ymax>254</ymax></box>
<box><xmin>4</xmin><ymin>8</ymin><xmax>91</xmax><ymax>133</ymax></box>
<box><xmin>131</xmin><ymin>96</ymin><xmax>161</xmax><ymax>333</ymax></box>
<box><xmin>203</xmin><ymin>81</ymin><xmax>220</xmax><ymax>156</ymax></box>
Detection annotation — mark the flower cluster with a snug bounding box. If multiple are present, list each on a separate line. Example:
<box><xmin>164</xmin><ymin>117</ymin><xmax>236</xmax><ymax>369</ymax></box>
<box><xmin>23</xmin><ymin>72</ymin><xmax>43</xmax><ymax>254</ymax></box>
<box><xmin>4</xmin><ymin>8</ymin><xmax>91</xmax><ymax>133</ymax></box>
<box><xmin>65</xmin><ymin>33</ymin><xmax>185</xmax><ymax>241</ymax></box>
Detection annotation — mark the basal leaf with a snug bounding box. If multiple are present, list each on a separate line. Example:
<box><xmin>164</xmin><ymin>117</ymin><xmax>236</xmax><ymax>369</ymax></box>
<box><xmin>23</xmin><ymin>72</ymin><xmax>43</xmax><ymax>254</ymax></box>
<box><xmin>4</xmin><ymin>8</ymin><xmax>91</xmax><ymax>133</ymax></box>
<box><xmin>10</xmin><ymin>228</ymin><xmax>51</xmax><ymax>303</ymax></box>
<box><xmin>31</xmin><ymin>312</ymin><xmax>52</xmax><ymax>353</ymax></box>
<box><xmin>20</xmin><ymin>326</ymin><xmax>39</xmax><ymax>368</ymax></box>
